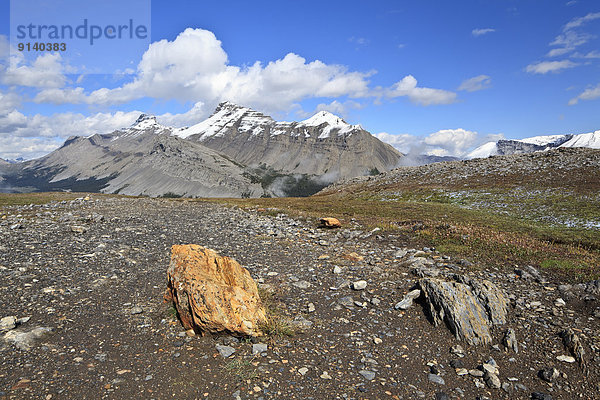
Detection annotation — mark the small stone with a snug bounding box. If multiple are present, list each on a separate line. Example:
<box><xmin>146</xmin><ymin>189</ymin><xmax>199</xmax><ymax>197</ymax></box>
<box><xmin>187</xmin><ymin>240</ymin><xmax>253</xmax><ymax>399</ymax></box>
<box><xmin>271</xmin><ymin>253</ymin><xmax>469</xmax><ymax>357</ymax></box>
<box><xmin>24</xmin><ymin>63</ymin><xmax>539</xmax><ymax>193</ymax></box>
<box><xmin>352</xmin><ymin>280</ymin><xmax>367</xmax><ymax>290</ymax></box>
<box><xmin>482</xmin><ymin>363</ymin><xmax>499</xmax><ymax>375</ymax></box>
<box><xmin>70</xmin><ymin>225</ymin><xmax>87</xmax><ymax>233</ymax></box>
<box><xmin>0</xmin><ymin>316</ymin><xmax>17</xmax><ymax>332</ymax></box>
<box><xmin>320</xmin><ymin>371</ymin><xmax>332</xmax><ymax>379</ymax></box>
<box><xmin>130</xmin><ymin>306</ymin><xmax>143</xmax><ymax>315</ymax></box>
<box><xmin>428</xmin><ymin>373</ymin><xmax>445</xmax><ymax>385</ymax></box>
<box><xmin>73</xmin><ymin>357</ymin><xmax>84</xmax><ymax>363</ymax></box>
<box><xmin>252</xmin><ymin>343</ymin><xmax>267</xmax><ymax>355</ymax></box>
<box><xmin>292</xmin><ymin>280</ymin><xmax>311</xmax><ymax>289</ymax></box>
<box><xmin>456</xmin><ymin>368</ymin><xmax>469</xmax><ymax>376</ymax></box>
<box><xmin>435</xmin><ymin>392</ymin><xmax>449</xmax><ymax>400</ymax></box>
<box><xmin>298</xmin><ymin>367</ymin><xmax>308</xmax><ymax>376</ymax></box>
<box><xmin>554</xmin><ymin>298</ymin><xmax>566</xmax><ymax>307</ymax></box>
<box><xmin>359</xmin><ymin>370</ymin><xmax>376</xmax><ymax>381</ymax></box>
<box><xmin>451</xmin><ymin>344</ymin><xmax>464</xmax><ymax>356</ymax></box>
<box><xmin>450</xmin><ymin>359</ymin><xmax>464</xmax><ymax>368</ymax></box>
<box><xmin>538</xmin><ymin>367</ymin><xmax>559</xmax><ymax>383</ymax></box>
<box><xmin>503</xmin><ymin>328</ymin><xmax>519</xmax><ymax>353</ymax></box>
<box><xmin>532</xmin><ymin>392</ymin><xmax>553</xmax><ymax>400</ymax></box>
<box><xmin>394</xmin><ymin>289</ymin><xmax>421</xmax><ymax>310</ymax></box>
<box><xmin>373</xmin><ymin>337</ymin><xmax>382</xmax><ymax>344</ymax></box>
<box><xmin>307</xmin><ymin>303</ymin><xmax>315</xmax><ymax>313</ymax></box>
<box><xmin>469</xmin><ymin>369</ymin><xmax>484</xmax><ymax>377</ymax></box>
<box><xmin>484</xmin><ymin>371</ymin><xmax>501</xmax><ymax>389</ymax></box>
<box><xmin>338</xmin><ymin>296</ymin><xmax>354</xmax><ymax>308</ymax></box>
<box><xmin>216</xmin><ymin>344</ymin><xmax>236</xmax><ymax>358</ymax></box>
<box><xmin>333</xmin><ymin>266</ymin><xmax>342</xmax><ymax>274</ymax></box>
<box><xmin>395</xmin><ymin>249</ymin><xmax>408</xmax><ymax>258</ymax></box>
<box><xmin>556</xmin><ymin>355</ymin><xmax>576</xmax><ymax>363</ymax></box>
<box><xmin>144</xmin><ymin>375</ymin><xmax>153</xmax><ymax>381</ymax></box>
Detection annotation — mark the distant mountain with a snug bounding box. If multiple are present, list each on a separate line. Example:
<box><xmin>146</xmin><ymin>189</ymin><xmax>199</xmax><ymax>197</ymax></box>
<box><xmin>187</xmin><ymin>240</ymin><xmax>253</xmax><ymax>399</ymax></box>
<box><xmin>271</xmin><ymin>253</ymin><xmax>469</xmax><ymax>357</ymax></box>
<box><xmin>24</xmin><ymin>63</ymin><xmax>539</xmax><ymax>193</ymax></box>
<box><xmin>0</xmin><ymin>103</ymin><xmax>403</xmax><ymax>197</ymax></box>
<box><xmin>175</xmin><ymin>102</ymin><xmax>402</xmax><ymax>179</ymax></box>
<box><xmin>467</xmin><ymin>130</ymin><xmax>600</xmax><ymax>159</ymax></box>
<box><xmin>0</xmin><ymin>114</ymin><xmax>263</xmax><ymax>197</ymax></box>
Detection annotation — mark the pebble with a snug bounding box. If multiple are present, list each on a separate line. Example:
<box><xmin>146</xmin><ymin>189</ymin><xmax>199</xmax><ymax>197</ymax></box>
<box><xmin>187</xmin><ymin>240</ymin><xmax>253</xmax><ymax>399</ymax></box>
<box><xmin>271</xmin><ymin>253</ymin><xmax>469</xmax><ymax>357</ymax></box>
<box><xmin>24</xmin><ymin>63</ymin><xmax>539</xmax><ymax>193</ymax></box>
<box><xmin>252</xmin><ymin>343</ymin><xmax>267</xmax><ymax>355</ymax></box>
<box><xmin>298</xmin><ymin>367</ymin><xmax>308</xmax><ymax>376</ymax></box>
<box><xmin>359</xmin><ymin>370</ymin><xmax>376</xmax><ymax>381</ymax></box>
<box><xmin>216</xmin><ymin>344</ymin><xmax>236</xmax><ymax>358</ymax></box>
<box><xmin>556</xmin><ymin>355</ymin><xmax>576</xmax><ymax>363</ymax></box>
<box><xmin>130</xmin><ymin>306</ymin><xmax>143</xmax><ymax>315</ymax></box>
<box><xmin>307</xmin><ymin>303</ymin><xmax>315</xmax><ymax>313</ymax></box>
<box><xmin>320</xmin><ymin>371</ymin><xmax>332</xmax><ymax>380</ymax></box>
<box><xmin>554</xmin><ymin>298</ymin><xmax>566</xmax><ymax>307</ymax></box>
<box><xmin>352</xmin><ymin>280</ymin><xmax>367</xmax><ymax>290</ymax></box>
<box><xmin>333</xmin><ymin>266</ymin><xmax>342</xmax><ymax>274</ymax></box>
<box><xmin>0</xmin><ymin>316</ymin><xmax>17</xmax><ymax>332</ymax></box>
<box><xmin>428</xmin><ymin>374</ymin><xmax>445</xmax><ymax>385</ymax></box>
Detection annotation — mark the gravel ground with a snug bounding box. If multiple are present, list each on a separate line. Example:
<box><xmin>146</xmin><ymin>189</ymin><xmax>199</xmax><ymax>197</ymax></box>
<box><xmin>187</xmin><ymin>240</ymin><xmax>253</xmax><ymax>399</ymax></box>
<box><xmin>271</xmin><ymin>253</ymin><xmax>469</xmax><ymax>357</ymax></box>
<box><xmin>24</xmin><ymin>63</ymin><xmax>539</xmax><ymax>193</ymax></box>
<box><xmin>0</xmin><ymin>196</ymin><xmax>598</xmax><ymax>399</ymax></box>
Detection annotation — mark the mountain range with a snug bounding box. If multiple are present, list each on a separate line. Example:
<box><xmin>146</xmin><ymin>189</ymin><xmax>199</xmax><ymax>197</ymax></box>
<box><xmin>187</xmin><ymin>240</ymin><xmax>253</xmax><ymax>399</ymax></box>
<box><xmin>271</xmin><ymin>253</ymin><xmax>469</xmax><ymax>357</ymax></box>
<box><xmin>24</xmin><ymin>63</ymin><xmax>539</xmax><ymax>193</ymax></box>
<box><xmin>0</xmin><ymin>102</ymin><xmax>402</xmax><ymax>197</ymax></box>
<box><xmin>467</xmin><ymin>130</ymin><xmax>600</xmax><ymax>159</ymax></box>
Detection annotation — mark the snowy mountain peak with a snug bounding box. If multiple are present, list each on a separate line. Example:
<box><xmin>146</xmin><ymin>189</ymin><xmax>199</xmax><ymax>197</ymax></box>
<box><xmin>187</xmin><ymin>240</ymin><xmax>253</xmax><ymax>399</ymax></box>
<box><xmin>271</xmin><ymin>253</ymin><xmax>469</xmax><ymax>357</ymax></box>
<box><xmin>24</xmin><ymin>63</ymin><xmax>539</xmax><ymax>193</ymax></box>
<box><xmin>300</xmin><ymin>111</ymin><xmax>347</xmax><ymax>127</ymax></box>
<box><xmin>467</xmin><ymin>130</ymin><xmax>600</xmax><ymax>159</ymax></box>
<box><xmin>299</xmin><ymin>111</ymin><xmax>362</xmax><ymax>138</ymax></box>
<box><xmin>130</xmin><ymin>114</ymin><xmax>163</xmax><ymax>130</ymax></box>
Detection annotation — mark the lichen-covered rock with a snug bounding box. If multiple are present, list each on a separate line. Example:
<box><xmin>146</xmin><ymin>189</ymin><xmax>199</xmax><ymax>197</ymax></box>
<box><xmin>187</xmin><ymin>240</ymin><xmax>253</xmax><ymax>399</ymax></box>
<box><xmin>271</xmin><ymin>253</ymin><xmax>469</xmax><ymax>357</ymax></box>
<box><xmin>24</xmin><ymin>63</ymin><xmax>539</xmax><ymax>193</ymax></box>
<box><xmin>319</xmin><ymin>218</ymin><xmax>341</xmax><ymax>228</ymax></box>
<box><xmin>418</xmin><ymin>276</ymin><xmax>508</xmax><ymax>346</ymax></box>
<box><xmin>165</xmin><ymin>244</ymin><xmax>267</xmax><ymax>336</ymax></box>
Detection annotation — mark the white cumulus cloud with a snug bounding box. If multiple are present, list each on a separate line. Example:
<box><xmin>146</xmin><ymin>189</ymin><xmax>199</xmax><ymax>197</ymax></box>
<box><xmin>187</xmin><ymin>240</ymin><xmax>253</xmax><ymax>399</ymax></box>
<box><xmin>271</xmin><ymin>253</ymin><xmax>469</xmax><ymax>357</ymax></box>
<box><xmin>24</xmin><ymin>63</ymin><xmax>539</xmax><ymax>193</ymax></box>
<box><xmin>386</xmin><ymin>75</ymin><xmax>457</xmax><ymax>106</ymax></box>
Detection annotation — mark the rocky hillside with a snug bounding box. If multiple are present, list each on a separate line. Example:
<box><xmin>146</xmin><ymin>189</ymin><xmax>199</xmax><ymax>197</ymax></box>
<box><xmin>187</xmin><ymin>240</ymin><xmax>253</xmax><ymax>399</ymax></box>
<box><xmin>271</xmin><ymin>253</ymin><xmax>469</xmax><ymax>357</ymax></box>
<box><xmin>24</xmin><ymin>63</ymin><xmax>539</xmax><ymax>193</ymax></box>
<box><xmin>178</xmin><ymin>102</ymin><xmax>402</xmax><ymax>179</ymax></box>
<box><xmin>0</xmin><ymin>195</ymin><xmax>598</xmax><ymax>399</ymax></box>
<box><xmin>323</xmin><ymin>147</ymin><xmax>600</xmax><ymax>194</ymax></box>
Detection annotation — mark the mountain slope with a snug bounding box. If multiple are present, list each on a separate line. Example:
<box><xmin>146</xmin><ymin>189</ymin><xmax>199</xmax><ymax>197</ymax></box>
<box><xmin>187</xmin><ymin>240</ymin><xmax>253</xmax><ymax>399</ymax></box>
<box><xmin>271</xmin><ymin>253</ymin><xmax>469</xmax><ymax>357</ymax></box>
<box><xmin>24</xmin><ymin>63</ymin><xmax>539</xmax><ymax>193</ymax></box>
<box><xmin>177</xmin><ymin>102</ymin><xmax>402</xmax><ymax>179</ymax></box>
<box><xmin>1</xmin><ymin>116</ymin><xmax>263</xmax><ymax>197</ymax></box>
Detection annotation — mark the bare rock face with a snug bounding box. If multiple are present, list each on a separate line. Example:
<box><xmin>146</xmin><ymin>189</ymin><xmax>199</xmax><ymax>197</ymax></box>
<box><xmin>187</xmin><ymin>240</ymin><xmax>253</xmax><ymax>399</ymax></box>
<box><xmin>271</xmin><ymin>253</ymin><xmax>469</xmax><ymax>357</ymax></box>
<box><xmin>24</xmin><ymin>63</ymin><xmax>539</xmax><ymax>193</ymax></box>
<box><xmin>165</xmin><ymin>244</ymin><xmax>267</xmax><ymax>336</ymax></box>
<box><xmin>418</xmin><ymin>276</ymin><xmax>508</xmax><ymax>346</ymax></box>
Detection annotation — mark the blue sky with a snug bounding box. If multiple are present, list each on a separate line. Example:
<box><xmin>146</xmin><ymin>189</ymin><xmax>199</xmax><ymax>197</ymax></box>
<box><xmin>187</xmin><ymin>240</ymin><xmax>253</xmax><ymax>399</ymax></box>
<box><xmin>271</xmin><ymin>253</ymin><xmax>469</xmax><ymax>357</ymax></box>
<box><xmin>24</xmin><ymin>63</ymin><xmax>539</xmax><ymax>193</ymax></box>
<box><xmin>1</xmin><ymin>0</ymin><xmax>599</xmax><ymax>159</ymax></box>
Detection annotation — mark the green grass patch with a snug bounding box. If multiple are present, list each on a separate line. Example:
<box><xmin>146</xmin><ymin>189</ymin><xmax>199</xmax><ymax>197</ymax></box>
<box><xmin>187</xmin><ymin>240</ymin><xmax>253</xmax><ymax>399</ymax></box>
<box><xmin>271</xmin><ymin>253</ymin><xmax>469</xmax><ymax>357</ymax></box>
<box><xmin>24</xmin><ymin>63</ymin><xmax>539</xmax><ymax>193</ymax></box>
<box><xmin>257</xmin><ymin>286</ymin><xmax>296</xmax><ymax>338</ymax></box>
<box><xmin>222</xmin><ymin>356</ymin><xmax>258</xmax><ymax>381</ymax></box>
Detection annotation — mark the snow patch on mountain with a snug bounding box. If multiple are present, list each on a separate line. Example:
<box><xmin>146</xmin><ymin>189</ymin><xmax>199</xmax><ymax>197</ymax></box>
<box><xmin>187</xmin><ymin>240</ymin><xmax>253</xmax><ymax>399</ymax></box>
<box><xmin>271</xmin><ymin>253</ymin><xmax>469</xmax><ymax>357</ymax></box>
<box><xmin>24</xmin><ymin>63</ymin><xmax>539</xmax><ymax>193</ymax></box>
<box><xmin>111</xmin><ymin>114</ymin><xmax>173</xmax><ymax>141</ymax></box>
<box><xmin>519</xmin><ymin>134</ymin><xmax>571</xmax><ymax>146</ymax></box>
<box><xmin>174</xmin><ymin>103</ymin><xmax>362</xmax><ymax>141</ymax></box>
<box><xmin>562</xmin><ymin>131</ymin><xmax>600</xmax><ymax>149</ymax></box>
<box><xmin>466</xmin><ymin>141</ymin><xmax>498</xmax><ymax>159</ymax></box>
<box><xmin>299</xmin><ymin>111</ymin><xmax>361</xmax><ymax>138</ymax></box>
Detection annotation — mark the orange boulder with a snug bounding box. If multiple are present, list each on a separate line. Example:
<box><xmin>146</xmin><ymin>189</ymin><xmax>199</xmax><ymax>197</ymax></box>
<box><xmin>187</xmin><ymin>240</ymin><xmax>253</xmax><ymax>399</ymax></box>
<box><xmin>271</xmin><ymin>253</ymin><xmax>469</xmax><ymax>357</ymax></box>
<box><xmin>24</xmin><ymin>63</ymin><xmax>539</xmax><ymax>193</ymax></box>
<box><xmin>165</xmin><ymin>244</ymin><xmax>267</xmax><ymax>336</ymax></box>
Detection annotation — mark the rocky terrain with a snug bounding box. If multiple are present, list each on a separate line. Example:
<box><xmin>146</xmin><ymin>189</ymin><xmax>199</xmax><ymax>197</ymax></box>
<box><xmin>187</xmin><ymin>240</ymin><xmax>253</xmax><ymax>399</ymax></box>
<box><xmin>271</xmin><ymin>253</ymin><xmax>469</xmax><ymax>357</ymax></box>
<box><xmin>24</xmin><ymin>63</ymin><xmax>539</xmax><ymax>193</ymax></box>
<box><xmin>322</xmin><ymin>147</ymin><xmax>600</xmax><ymax>194</ymax></box>
<box><xmin>1</xmin><ymin>195</ymin><xmax>599</xmax><ymax>399</ymax></box>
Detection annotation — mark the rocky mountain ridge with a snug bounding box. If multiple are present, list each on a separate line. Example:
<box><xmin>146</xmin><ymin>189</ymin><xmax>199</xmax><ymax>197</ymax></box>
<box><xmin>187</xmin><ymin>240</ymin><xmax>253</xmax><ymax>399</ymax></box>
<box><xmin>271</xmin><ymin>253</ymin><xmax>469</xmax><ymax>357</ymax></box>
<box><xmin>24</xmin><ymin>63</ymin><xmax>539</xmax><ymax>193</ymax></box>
<box><xmin>468</xmin><ymin>131</ymin><xmax>600</xmax><ymax>159</ymax></box>
<box><xmin>177</xmin><ymin>102</ymin><xmax>401</xmax><ymax>178</ymax></box>
<box><xmin>0</xmin><ymin>103</ymin><xmax>402</xmax><ymax>197</ymax></box>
